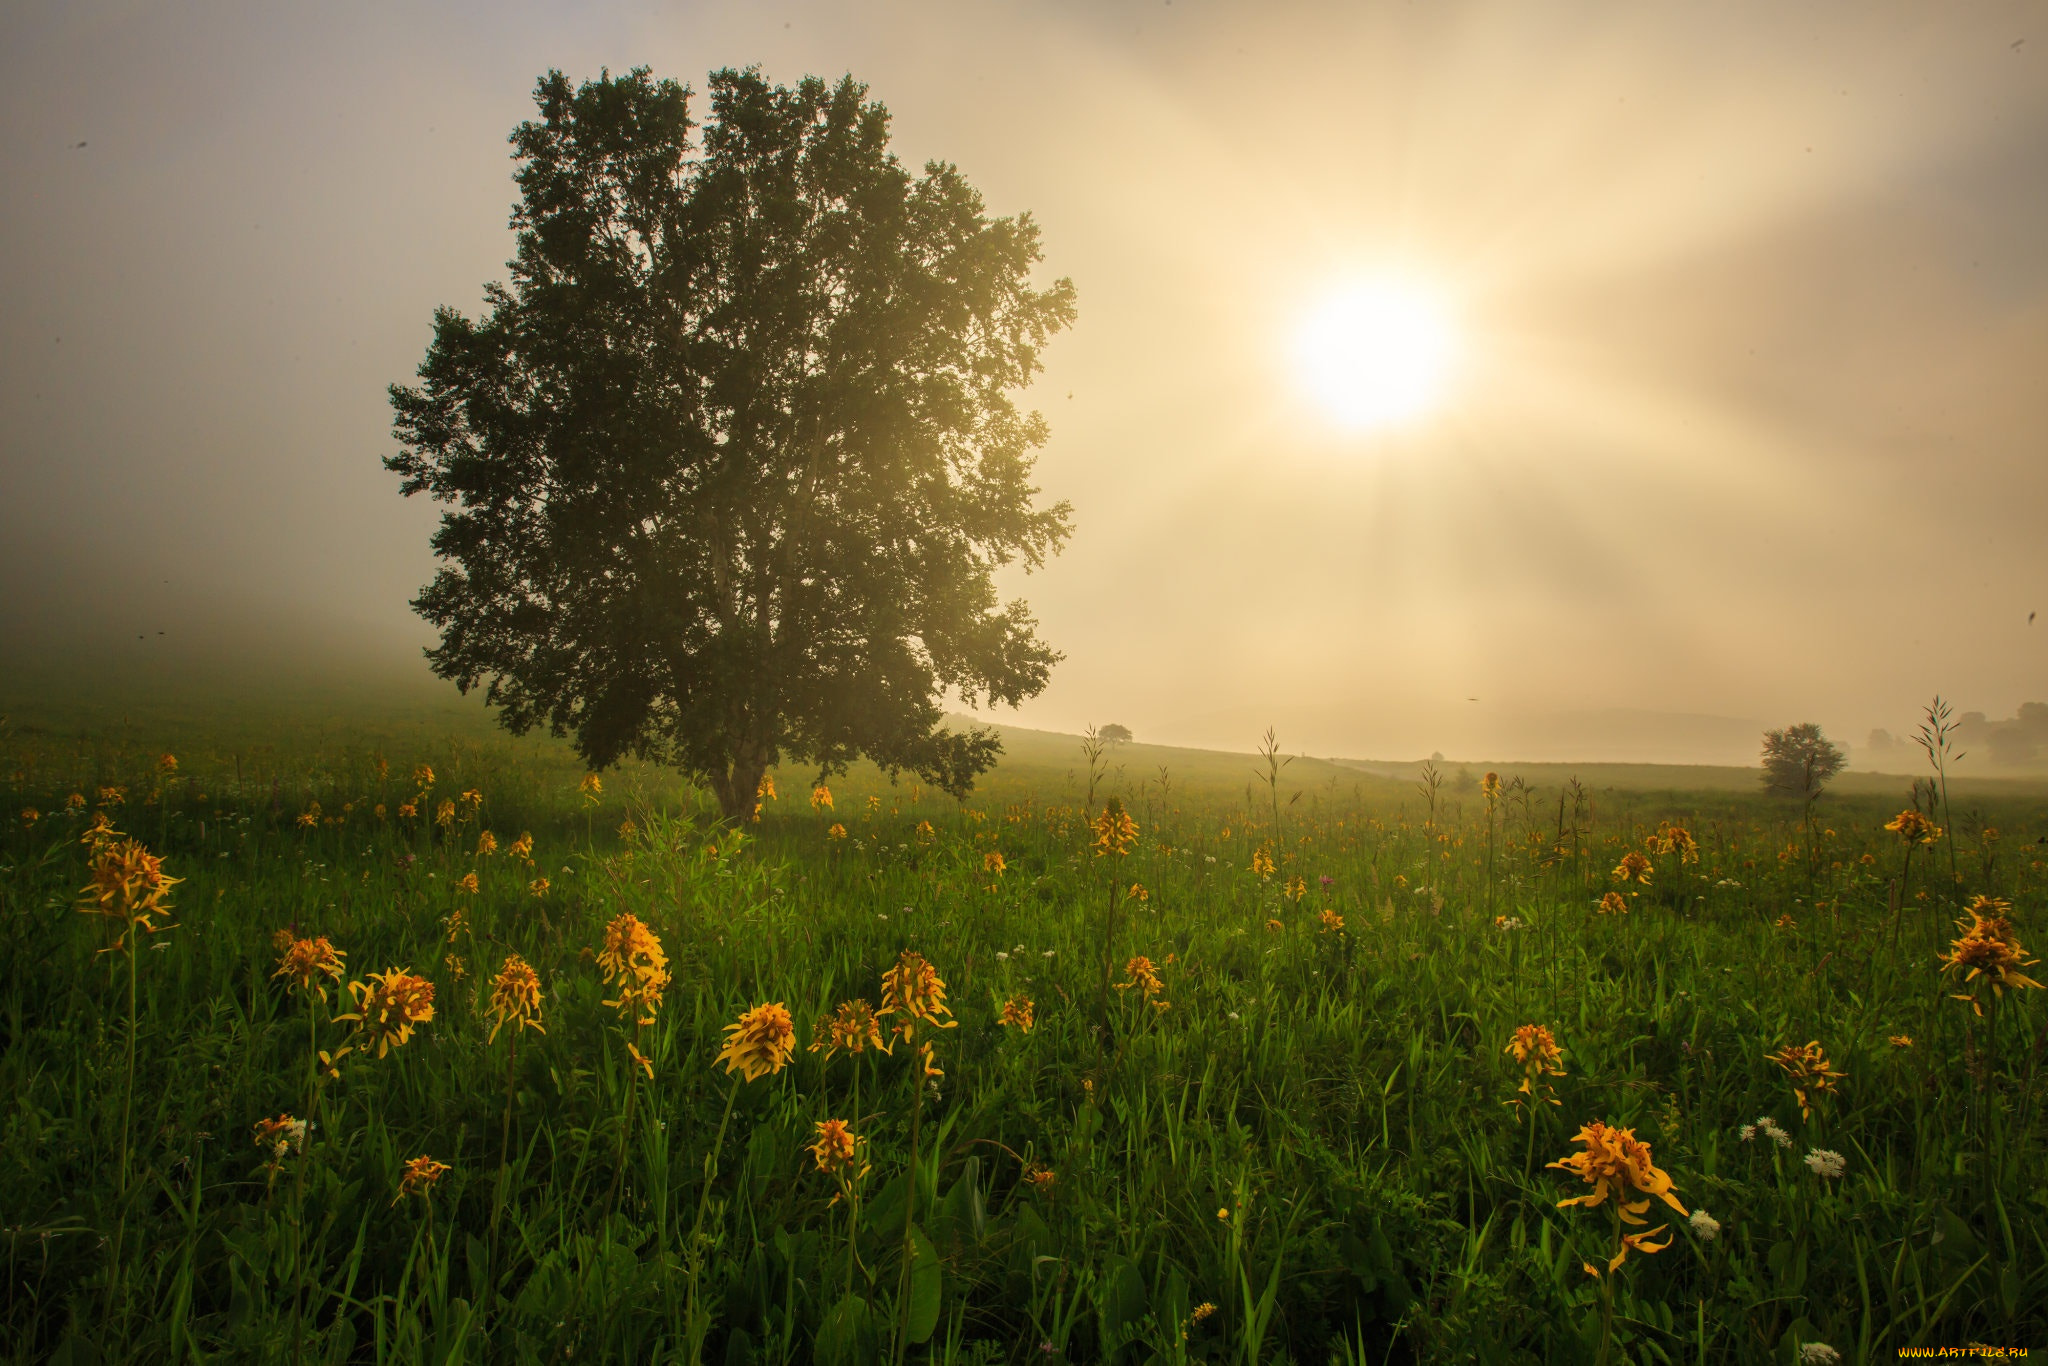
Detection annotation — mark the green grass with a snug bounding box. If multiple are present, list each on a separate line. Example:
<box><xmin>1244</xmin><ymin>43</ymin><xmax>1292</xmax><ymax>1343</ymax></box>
<box><xmin>2</xmin><ymin>689</ymin><xmax>2045</xmax><ymax>1364</ymax></box>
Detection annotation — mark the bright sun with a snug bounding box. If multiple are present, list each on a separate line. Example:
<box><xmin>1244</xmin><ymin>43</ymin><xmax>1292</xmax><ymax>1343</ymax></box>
<box><xmin>1293</xmin><ymin>279</ymin><xmax>1458</xmax><ymax>430</ymax></box>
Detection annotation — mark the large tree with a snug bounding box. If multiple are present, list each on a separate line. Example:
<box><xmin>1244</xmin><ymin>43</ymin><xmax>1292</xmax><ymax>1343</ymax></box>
<box><xmin>387</xmin><ymin>67</ymin><xmax>1075</xmax><ymax>819</ymax></box>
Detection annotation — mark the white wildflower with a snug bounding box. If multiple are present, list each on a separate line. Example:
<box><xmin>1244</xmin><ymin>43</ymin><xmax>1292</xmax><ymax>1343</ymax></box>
<box><xmin>995</xmin><ymin>951</ymin><xmax>1009</xmax><ymax>961</ymax></box>
<box><xmin>1803</xmin><ymin>1148</ymin><xmax>1846</xmax><ymax>1179</ymax></box>
<box><xmin>1738</xmin><ymin>1124</ymin><xmax>1756</xmax><ymax>1142</ymax></box>
<box><xmin>1798</xmin><ymin>1343</ymin><xmax>1840</xmax><ymax>1365</ymax></box>
<box><xmin>1688</xmin><ymin>1208</ymin><xmax>1721</xmax><ymax>1241</ymax></box>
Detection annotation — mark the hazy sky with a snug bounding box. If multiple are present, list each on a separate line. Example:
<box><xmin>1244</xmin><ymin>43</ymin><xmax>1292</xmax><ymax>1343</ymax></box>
<box><xmin>3</xmin><ymin>1</ymin><xmax>2044</xmax><ymax>763</ymax></box>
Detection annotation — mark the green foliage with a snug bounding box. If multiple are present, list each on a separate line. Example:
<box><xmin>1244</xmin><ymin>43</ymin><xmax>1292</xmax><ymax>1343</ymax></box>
<box><xmin>3</xmin><ymin>709</ymin><xmax>2046</xmax><ymax>1364</ymax></box>
<box><xmin>1761</xmin><ymin>723</ymin><xmax>1847</xmax><ymax>799</ymax></box>
<box><xmin>385</xmin><ymin>66</ymin><xmax>1077</xmax><ymax>820</ymax></box>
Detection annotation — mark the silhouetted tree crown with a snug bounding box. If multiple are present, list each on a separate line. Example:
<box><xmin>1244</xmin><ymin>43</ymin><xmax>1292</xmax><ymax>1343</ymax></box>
<box><xmin>1760</xmin><ymin>722</ymin><xmax>1846</xmax><ymax>798</ymax></box>
<box><xmin>386</xmin><ymin>67</ymin><xmax>1076</xmax><ymax>818</ymax></box>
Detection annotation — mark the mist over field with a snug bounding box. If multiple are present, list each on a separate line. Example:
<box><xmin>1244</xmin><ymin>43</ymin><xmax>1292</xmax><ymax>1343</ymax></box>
<box><xmin>6</xmin><ymin>6</ymin><xmax>2048</xmax><ymax>1362</ymax></box>
<box><xmin>5</xmin><ymin>0</ymin><xmax>2047</xmax><ymax>770</ymax></box>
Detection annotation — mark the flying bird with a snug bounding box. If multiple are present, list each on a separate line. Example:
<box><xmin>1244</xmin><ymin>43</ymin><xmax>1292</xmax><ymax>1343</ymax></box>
<box><xmin>73</xmin><ymin>140</ymin><xmax>87</xmax><ymax>149</ymax></box>
<box><xmin>2030</xmin><ymin>611</ymin><xmax>2036</xmax><ymax>625</ymax></box>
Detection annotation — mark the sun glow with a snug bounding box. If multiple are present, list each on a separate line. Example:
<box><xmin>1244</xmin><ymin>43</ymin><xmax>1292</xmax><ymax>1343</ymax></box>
<box><xmin>1294</xmin><ymin>279</ymin><xmax>1458</xmax><ymax>430</ymax></box>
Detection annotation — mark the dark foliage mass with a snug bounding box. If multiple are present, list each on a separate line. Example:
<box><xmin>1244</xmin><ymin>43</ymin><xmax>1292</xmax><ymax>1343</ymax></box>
<box><xmin>1760</xmin><ymin>722</ymin><xmax>1846</xmax><ymax>799</ymax></box>
<box><xmin>387</xmin><ymin>67</ymin><xmax>1076</xmax><ymax>817</ymax></box>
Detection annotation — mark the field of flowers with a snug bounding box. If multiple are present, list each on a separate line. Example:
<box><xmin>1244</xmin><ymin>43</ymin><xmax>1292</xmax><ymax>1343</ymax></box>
<box><xmin>1</xmin><ymin>713</ymin><xmax>2044</xmax><ymax>1364</ymax></box>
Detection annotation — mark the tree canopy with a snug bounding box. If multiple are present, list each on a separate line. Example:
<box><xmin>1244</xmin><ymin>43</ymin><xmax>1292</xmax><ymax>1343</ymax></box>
<box><xmin>1760</xmin><ymin>722</ymin><xmax>1846</xmax><ymax>799</ymax></box>
<box><xmin>386</xmin><ymin>67</ymin><xmax>1076</xmax><ymax>819</ymax></box>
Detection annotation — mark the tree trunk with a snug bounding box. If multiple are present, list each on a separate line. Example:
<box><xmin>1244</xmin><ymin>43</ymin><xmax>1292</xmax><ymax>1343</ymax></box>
<box><xmin>708</xmin><ymin>750</ymin><xmax>769</xmax><ymax>825</ymax></box>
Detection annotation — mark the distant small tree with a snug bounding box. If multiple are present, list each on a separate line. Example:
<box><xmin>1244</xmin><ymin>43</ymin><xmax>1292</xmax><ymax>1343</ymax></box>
<box><xmin>1097</xmin><ymin>723</ymin><xmax>1132</xmax><ymax>746</ymax></box>
<box><xmin>1760</xmin><ymin>723</ymin><xmax>1846</xmax><ymax>799</ymax></box>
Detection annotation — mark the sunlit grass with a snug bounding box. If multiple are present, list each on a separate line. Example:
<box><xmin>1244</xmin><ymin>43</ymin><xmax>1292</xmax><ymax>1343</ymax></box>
<box><xmin>1</xmin><ymin>706</ymin><xmax>2043</xmax><ymax>1363</ymax></box>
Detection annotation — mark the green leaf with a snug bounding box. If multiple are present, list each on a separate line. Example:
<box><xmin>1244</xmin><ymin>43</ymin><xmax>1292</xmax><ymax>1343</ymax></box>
<box><xmin>905</xmin><ymin>1224</ymin><xmax>943</xmax><ymax>1345</ymax></box>
<box><xmin>814</xmin><ymin>1294</ymin><xmax>875</xmax><ymax>1366</ymax></box>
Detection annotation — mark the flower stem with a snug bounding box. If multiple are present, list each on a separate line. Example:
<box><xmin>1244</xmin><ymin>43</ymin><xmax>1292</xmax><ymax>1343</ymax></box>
<box><xmin>893</xmin><ymin>1064</ymin><xmax>924</xmax><ymax>1366</ymax></box>
<box><xmin>684</xmin><ymin>1078</ymin><xmax>742</xmax><ymax>1360</ymax></box>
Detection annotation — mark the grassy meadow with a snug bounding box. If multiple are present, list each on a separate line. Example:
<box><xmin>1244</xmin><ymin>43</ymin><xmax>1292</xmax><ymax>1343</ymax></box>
<box><xmin>3</xmin><ymin>685</ymin><xmax>2046</xmax><ymax>1364</ymax></box>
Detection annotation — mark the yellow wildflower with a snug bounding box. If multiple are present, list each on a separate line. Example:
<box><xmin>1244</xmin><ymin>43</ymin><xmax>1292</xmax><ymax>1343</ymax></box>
<box><xmin>393</xmin><ymin>1155</ymin><xmax>451</xmax><ymax>1206</ymax></box>
<box><xmin>487</xmin><ymin>954</ymin><xmax>545</xmax><ymax>1043</ymax></box>
<box><xmin>333</xmin><ymin>969</ymin><xmax>436</xmax><ymax>1059</ymax></box>
<box><xmin>717</xmin><ymin>1002</ymin><xmax>797</xmax><ymax>1082</ymax></box>
<box><xmin>274</xmin><ymin>936</ymin><xmax>347</xmax><ymax>1002</ymax></box>
<box><xmin>810</xmin><ymin>998</ymin><xmax>888</xmax><ymax>1059</ymax></box>
<box><xmin>1115</xmin><ymin>955</ymin><xmax>1165</xmax><ymax>1000</ymax></box>
<box><xmin>597</xmin><ymin>912</ymin><xmax>667</xmax><ymax>985</ymax></box>
<box><xmin>878</xmin><ymin>950</ymin><xmax>957</xmax><ymax>1040</ymax></box>
<box><xmin>1884</xmin><ymin>809</ymin><xmax>1940</xmax><ymax>844</ymax></box>
<box><xmin>1548</xmin><ymin>1120</ymin><xmax>1686</xmax><ymax>1273</ymax></box>
<box><xmin>999</xmin><ymin>995</ymin><xmax>1036</xmax><ymax>1031</ymax></box>
<box><xmin>1091</xmin><ymin>798</ymin><xmax>1139</xmax><ymax>857</ymax></box>
<box><xmin>1939</xmin><ymin>896</ymin><xmax>2042</xmax><ymax>1015</ymax></box>
<box><xmin>1611</xmin><ymin>851</ymin><xmax>1652</xmax><ymax>884</ymax></box>
<box><xmin>78</xmin><ymin>838</ymin><xmax>181</xmax><ymax>953</ymax></box>
<box><xmin>1505</xmin><ymin>1023</ymin><xmax>1566</xmax><ymax>1113</ymax></box>
<box><xmin>1765</xmin><ymin>1040</ymin><xmax>1845</xmax><ymax>1121</ymax></box>
<box><xmin>810</xmin><ymin>1118</ymin><xmax>864</xmax><ymax>1177</ymax></box>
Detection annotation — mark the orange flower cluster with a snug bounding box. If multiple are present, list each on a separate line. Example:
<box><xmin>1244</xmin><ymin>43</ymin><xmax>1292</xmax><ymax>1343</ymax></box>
<box><xmin>1940</xmin><ymin>897</ymin><xmax>2042</xmax><ymax>1016</ymax></box>
<box><xmin>488</xmin><ymin>954</ymin><xmax>545</xmax><ymax>1043</ymax></box>
<box><xmin>1505</xmin><ymin>1024</ymin><xmax>1566</xmax><ymax>1114</ymax></box>
<box><xmin>274</xmin><ymin>936</ymin><xmax>347</xmax><ymax>1001</ymax></box>
<box><xmin>78</xmin><ymin>835</ymin><xmax>181</xmax><ymax>953</ymax></box>
<box><xmin>333</xmin><ymin>969</ymin><xmax>437</xmax><ymax>1061</ymax></box>
<box><xmin>717</xmin><ymin>1002</ymin><xmax>796</xmax><ymax>1082</ymax></box>
<box><xmin>252</xmin><ymin>1112</ymin><xmax>307</xmax><ymax>1181</ymax></box>
<box><xmin>1649</xmin><ymin>823</ymin><xmax>1698</xmax><ymax>863</ymax></box>
<box><xmin>1548</xmin><ymin>1120</ymin><xmax>1686</xmax><ymax>1274</ymax></box>
<box><xmin>1611</xmin><ymin>852</ymin><xmax>1653</xmax><ymax>885</ymax></box>
<box><xmin>1595</xmin><ymin>891</ymin><xmax>1630</xmax><ymax>916</ymax></box>
<box><xmin>1884</xmin><ymin>809</ymin><xmax>1941</xmax><ymax>844</ymax></box>
<box><xmin>1249</xmin><ymin>845</ymin><xmax>1276</xmax><ymax>878</ymax></box>
<box><xmin>597</xmin><ymin>913</ymin><xmax>670</xmax><ymax>1025</ymax></box>
<box><xmin>809</xmin><ymin>1118</ymin><xmax>865</xmax><ymax>1180</ymax></box>
<box><xmin>1765</xmin><ymin>1040</ymin><xmax>1845</xmax><ymax>1120</ymax></box>
<box><xmin>1115</xmin><ymin>955</ymin><xmax>1168</xmax><ymax>1010</ymax></box>
<box><xmin>394</xmin><ymin>1155</ymin><xmax>451</xmax><ymax>1205</ymax></box>
<box><xmin>999</xmin><ymin>995</ymin><xmax>1035</xmax><ymax>1032</ymax></box>
<box><xmin>1091</xmin><ymin>798</ymin><xmax>1139</xmax><ymax>858</ymax></box>
<box><xmin>879</xmin><ymin>950</ymin><xmax>957</xmax><ymax>1039</ymax></box>
<box><xmin>878</xmin><ymin>949</ymin><xmax>956</xmax><ymax>1082</ymax></box>
<box><xmin>810</xmin><ymin>998</ymin><xmax>887</xmax><ymax>1059</ymax></box>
